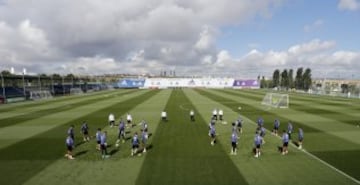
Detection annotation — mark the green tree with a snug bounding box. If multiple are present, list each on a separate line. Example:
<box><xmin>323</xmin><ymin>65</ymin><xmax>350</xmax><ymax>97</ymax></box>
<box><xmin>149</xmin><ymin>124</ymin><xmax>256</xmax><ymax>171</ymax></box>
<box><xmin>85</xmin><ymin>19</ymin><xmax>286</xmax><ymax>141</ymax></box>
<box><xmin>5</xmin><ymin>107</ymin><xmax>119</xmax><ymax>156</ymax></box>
<box><xmin>295</xmin><ymin>67</ymin><xmax>304</xmax><ymax>89</ymax></box>
<box><xmin>288</xmin><ymin>69</ymin><xmax>294</xmax><ymax>89</ymax></box>
<box><xmin>51</xmin><ymin>74</ymin><xmax>62</xmax><ymax>85</ymax></box>
<box><xmin>280</xmin><ymin>69</ymin><xmax>289</xmax><ymax>89</ymax></box>
<box><xmin>303</xmin><ymin>68</ymin><xmax>312</xmax><ymax>90</ymax></box>
<box><xmin>272</xmin><ymin>69</ymin><xmax>280</xmax><ymax>88</ymax></box>
<box><xmin>1</xmin><ymin>70</ymin><xmax>12</xmax><ymax>76</ymax></box>
<box><xmin>260</xmin><ymin>76</ymin><xmax>266</xmax><ymax>88</ymax></box>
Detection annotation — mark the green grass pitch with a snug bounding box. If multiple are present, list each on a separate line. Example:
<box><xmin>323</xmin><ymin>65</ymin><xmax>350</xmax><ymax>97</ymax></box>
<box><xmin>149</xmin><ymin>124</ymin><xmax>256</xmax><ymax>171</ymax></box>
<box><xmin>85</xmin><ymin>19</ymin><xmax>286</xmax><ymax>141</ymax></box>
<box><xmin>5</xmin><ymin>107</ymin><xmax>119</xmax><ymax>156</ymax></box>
<box><xmin>0</xmin><ymin>89</ymin><xmax>359</xmax><ymax>185</ymax></box>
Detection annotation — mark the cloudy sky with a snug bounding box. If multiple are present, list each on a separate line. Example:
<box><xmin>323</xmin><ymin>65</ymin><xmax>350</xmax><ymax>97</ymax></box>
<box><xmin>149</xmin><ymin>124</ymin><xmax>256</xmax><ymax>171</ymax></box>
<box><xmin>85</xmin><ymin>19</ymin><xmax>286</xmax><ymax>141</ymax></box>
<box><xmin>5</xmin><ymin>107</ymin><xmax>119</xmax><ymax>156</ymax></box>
<box><xmin>0</xmin><ymin>0</ymin><xmax>359</xmax><ymax>78</ymax></box>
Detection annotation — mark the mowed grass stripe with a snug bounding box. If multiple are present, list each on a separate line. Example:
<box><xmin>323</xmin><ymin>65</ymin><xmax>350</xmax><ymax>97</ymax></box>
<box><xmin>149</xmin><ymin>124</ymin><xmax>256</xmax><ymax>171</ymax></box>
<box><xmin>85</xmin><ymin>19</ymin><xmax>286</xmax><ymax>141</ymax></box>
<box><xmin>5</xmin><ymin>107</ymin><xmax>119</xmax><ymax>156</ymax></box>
<box><xmin>0</xmin><ymin>90</ymin><xmax>144</xmax><ymax>150</ymax></box>
<box><xmin>0</xmin><ymin>90</ymin><xmax>159</xmax><ymax>185</ymax></box>
<box><xmin>0</xmin><ymin>90</ymin><xmax>134</xmax><ymax>128</ymax></box>
<box><xmin>0</xmin><ymin>90</ymin><xmax>122</xmax><ymax>119</ymax></box>
<box><xmin>243</xmin><ymin>89</ymin><xmax>360</xmax><ymax>110</ymax></box>
<box><xmin>245</xmin><ymin>88</ymin><xmax>360</xmax><ymax>104</ymax></box>
<box><xmin>220</xmin><ymin>89</ymin><xmax>360</xmax><ymax>145</ymax></box>
<box><xmin>239</xmin><ymin>89</ymin><xmax>360</xmax><ymax>127</ymax></box>
<box><xmin>216</xmin><ymin>89</ymin><xmax>321</xmax><ymax>133</ymax></box>
<box><xmin>197</xmin><ymin>89</ymin><xmax>360</xmax><ymax>181</ymax></box>
<box><xmin>22</xmin><ymin>90</ymin><xmax>172</xmax><ymax>185</ymax></box>
<box><xmin>187</xmin><ymin>89</ymin><xmax>358</xmax><ymax>185</ymax></box>
<box><xmin>221</xmin><ymin>89</ymin><xmax>358</xmax><ymax>134</ymax></box>
<box><xmin>136</xmin><ymin>89</ymin><xmax>248</xmax><ymax>185</ymax></box>
<box><xmin>0</xmin><ymin>90</ymin><xmax>118</xmax><ymax>113</ymax></box>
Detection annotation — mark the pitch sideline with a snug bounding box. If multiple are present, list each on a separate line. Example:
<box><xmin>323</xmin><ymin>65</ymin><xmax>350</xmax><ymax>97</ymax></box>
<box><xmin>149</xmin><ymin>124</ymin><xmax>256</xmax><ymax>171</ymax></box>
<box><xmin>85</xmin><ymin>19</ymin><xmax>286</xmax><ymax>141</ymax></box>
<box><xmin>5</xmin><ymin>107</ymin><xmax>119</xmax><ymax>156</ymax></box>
<box><xmin>243</xmin><ymin>116</ymin><xmax>360</xmax><ymax>184</ymax></box>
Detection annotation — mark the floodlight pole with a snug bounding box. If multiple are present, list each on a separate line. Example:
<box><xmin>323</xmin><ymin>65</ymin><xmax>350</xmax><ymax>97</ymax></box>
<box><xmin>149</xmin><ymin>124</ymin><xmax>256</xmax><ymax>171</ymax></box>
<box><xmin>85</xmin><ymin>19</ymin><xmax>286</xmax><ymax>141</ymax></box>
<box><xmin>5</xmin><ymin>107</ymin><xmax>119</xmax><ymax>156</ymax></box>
<box><xmin>1</xmin><ymin>72</ymin><xmax>5</xmax><ymax>103</ymax></box>
<box><xmin>62</xmin><ymin>76</ymin><xmax>65</xmax><ymax>95</ymax></box>
<box><xmin>50</xmin><ymin>75</ymin><xmax>54</xmax><ymax>94</ymax></box>
<box><xmin>22</xmin><ymin>72</ymin><xmax>26</xmax><ymax>97</ymax></box>
<box><xmin>38</xmin><ymin>74</ymin><xmax>41</xmax><ymax>91</ymax></box>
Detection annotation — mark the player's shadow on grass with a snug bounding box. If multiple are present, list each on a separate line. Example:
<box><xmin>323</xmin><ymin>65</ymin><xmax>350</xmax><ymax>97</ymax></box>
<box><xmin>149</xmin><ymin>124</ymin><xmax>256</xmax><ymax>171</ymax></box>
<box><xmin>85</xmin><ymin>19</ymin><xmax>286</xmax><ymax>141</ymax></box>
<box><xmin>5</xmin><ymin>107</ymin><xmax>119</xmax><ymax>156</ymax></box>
<box><xmin>109</xmin><ymin>148</ymin><xmax>119</xmax><ymax>155</ymax></box>
<box><xmin>146</xmin><ymin>144</ymin><xmax>153</xmax><ymax>151</ymax></box>
<box><xmin>74</xmin><ymin>150</ymin><xmax>88</xmax><ymax>157</ymax></box>
<box><xmin>277</xmin><ymin>146</ymin><xmax>283</xmax><ymax>153</ymax></box>
<box><xmin>125</xmin><ymin>131</ymin><xmax>131</xmax><ymax>134</ymax></box>
<box><xmin>75</xmin><ymin>141</ymin><xmax>87</xmax><ymax>147</ymax></box>
<box><xmin>252</xmin><ymin>148</ymin><xmax>257</xmax><ymax>155</ymax></box>
<box><xmin>292</xmin><ymin>141</ymin><xmax>300</xmax><ymax>147</ymax></box>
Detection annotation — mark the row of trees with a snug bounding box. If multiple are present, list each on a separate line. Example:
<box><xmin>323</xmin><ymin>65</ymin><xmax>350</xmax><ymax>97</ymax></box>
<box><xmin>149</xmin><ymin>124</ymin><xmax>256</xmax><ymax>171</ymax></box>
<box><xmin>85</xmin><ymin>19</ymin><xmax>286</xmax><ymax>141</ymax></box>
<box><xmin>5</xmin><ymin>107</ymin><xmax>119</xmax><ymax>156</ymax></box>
<box><xmin>259</xmin><ymin>67</ymin><xmax>312</xmax><ymax>91</ymax></box>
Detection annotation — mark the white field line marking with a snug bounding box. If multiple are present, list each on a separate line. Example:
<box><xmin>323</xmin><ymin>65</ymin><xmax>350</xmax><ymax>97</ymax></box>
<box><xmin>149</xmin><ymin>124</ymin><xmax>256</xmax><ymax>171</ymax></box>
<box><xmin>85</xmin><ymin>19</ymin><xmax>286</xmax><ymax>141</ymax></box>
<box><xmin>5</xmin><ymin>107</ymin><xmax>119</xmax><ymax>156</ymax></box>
<box><xmin>245</xmin><ymin>117</ymin><xmax>360</xmax><ymax>184</ymax></box>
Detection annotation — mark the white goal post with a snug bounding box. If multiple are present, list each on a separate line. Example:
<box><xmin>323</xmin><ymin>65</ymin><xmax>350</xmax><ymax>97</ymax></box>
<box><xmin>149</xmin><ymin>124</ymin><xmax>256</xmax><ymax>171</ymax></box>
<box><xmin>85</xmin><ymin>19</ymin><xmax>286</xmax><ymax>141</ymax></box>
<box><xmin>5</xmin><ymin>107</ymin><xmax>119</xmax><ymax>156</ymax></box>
<box><xmin>261</xmin><ymin>93</ymin><xmax>289</xmax><ymax>108</ymax></box>
<box><xmin>30</xmin><ymin>90</ymin><xmax>53</xmax><ymax>100</ymax></box>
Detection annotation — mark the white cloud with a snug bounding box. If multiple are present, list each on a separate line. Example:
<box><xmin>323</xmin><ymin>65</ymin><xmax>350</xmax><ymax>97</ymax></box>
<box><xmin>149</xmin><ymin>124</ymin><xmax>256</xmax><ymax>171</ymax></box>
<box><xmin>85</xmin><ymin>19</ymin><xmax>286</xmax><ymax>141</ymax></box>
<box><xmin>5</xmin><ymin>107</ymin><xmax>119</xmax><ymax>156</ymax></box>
<box><xmin>0</xmin><ymin>1</ymin><xmax>358</xmax><ymax>79</ymax></box>
<box><xmin>194</xmin><ymin>25</ymin><xmax>216</xmax><ymax>52</ymax></box>
<box><xmin>0</xmin><ymin>19</ymin><xmax>58</xmax><ymax>66</ymax></box>
<box><xmin>338</xmin><ymin>0</ymin><xmax>360</xmax><ymax>11</ymax></box>
<box><xmin>0</xmin><ymin>0</ymin><xmax>284</xmax><ymax>75</ymax></box>
<box><xmin>232</xmin><ymin>39</ymin><xmax>360</xmax><ymax>78</ymax></box>
<box><xmin>201</xmin><ymin>55</ymin><xmax>213</xmax><ymax>65</ymax></box>
<box><xmin>288</xmin><ymin>39</ymin><xmax>336</xmax><ymax>55</ymax></box>
<box><xmin>304</xmin><ymin>19</ymin><xmax>324</xmax><ymax>33</ymax></box>
<box><xmin>214</xmin><ymin>50</ymin><xmax>231</xmax><ymax>68</ymax></box>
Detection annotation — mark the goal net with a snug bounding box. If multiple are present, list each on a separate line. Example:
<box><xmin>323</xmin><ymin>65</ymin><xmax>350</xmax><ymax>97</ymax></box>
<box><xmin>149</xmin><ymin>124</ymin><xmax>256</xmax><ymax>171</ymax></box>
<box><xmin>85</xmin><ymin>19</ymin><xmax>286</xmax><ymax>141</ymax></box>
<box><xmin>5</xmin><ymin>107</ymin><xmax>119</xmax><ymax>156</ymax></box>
<box><xmin>30</xmin><ymin>90</ymin><xmax>53</xmax><ymax>100</ymax></box>
<box><xmin>70</xmin><ymin>88</ymin><xmax>84</xmax><ymax>95</ymax></box>
<box><xmin>261</xmin><ymin>93</ymin><xmax>289</xmax><ymax>108</ymax></box>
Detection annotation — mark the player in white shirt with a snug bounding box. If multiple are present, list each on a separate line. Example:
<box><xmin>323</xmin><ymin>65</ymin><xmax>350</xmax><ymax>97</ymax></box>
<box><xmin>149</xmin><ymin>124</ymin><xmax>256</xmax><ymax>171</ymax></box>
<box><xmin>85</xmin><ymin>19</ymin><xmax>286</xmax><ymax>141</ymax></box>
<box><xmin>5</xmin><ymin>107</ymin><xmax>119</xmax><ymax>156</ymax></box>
<box><xmin>190</xmin><ymin>110</ymin><xmax>195</xmax><ymax>122</ymax></box>
<box><xmin>212</xmin><ymin>109</ymin><xmax>218</xmax><ymax>120</ymax></box>
<box><xmin>126</xmin><ymin>113</ymin><xmax>133</xmax><ymax>127</ymax></box>
<box><xmin>108</xmin><ymin>113</ymin><xmax>115</xmax><ymax>127</ymax></box>
<box><xmin>219</xmin><ymin>109</ymin><xmax>224</xmax><ymax>121</ymax></box>
<box><xmin>161</xmin><ymin>111</ymin><xmax>167</xmax><ymax>122</ymax></box>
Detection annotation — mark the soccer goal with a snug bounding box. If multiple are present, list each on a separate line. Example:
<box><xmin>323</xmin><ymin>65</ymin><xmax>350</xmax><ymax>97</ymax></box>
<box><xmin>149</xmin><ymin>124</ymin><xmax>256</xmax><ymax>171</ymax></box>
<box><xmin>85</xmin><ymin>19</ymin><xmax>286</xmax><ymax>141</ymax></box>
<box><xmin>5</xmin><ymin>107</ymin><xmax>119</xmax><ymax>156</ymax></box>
<box><xmin>70</xmin><ymin>88</ymin><xmax>84</xmax><ymax>95</ymax></box>
<box><xmin>30</xmin><ymin>90</ymin><xmax>53</xmax><ymax>100</ymax></box>
<box><xmin>261</xmin><ymin>93</ymin><xmax>289</xmax><ymax>108</ymax></box>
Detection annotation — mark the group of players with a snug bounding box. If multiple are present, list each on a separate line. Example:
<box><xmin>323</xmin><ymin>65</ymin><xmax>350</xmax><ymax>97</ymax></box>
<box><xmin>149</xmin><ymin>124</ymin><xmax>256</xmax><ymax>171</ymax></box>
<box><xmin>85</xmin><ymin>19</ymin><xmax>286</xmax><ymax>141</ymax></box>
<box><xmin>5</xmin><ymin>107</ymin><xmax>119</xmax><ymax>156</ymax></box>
<box><xmin>65</xmin><ymin>108</ymin><xmax>304</xmax><ymax>160</ymax></box>
<box><xmin>206</xmin><ymin>109</ymin><xmax>304</xmax><ymax>158</ymax></box>
<box><xmin>65</xmin><ymin>113</ymin><xmax>150</xmax><ymax>160</ymax></box>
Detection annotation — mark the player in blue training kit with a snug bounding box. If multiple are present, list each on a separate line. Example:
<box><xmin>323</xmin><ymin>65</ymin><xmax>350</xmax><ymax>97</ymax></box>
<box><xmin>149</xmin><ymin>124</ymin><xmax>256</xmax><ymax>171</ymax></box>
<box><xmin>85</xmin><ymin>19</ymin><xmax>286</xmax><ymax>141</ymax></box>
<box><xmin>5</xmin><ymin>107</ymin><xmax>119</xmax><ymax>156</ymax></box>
<box><xmin>95</xmin><ymin>128</ymin><xmax>101</xmax><ymax>150</ymax></box>
<box><xmin>282</xmin><ymin>130</ymin><xmax>289</xmax><ymax>155</ymax></box>
<box><xmin>254</xmin><ymin>132</ymin><xmax>263</xmax><ymax>158</ymax></box>
<box><xmin>231</xmin><ymin>122</ymin><xmax>237</xmax><ymax>134</ymax></box>
<box><xmin>298</xmin><ymin>128</ymin><xmax>304</xmax><ymax>149</ymax></box>
<box><xmin>287</xmin><ymin>122</ymin><xmax>293</xmax><ymax>140</ymax></box>
<box><xmin>81</xmin><ymin>121</ymin><xmax>90</xmax><ymax>142</ymax></box>
<box><xmin>141</xmin><ymin>120</ymin><xmax>148</xmax><ymax>131</ymax></box>
<box><xmin>67</xmin><ymin>125</ymin><xmax>75</xmax><ymax>140</ymax></box>
<box><xmin>236</xmin><ymin>117</ymin><xmax>243</xmax><ymax>134</ymax></box>
<box><xmin>117</xmin><ymin>119</ymin><xmax>126</xmax><ymax>144</ymax></box>
<box><xmin>65</xmin><ymin>135</ymin><xmax>75</xmax><ymax>159</ymax></box>
<box><xmin>131</xmin><ymin>132</ymin><xmax>140</xmax><ymax>156</ymax></box>
<box><xmin>141</xmin><ymin>128</ymin><xmax>149</xmax><ymax>153</ymax></box>
<box><xmin>210</xmin><ymin>125</ymin><xmax>216</xmax><ymax>146</ymax></box>
<box><xmin>208</xmin><ymin>118</ymin><xmax>216</xmax><ymax>136</ymax></box>
<box><xmin>273</xmin><ymin>119</ymin><xmax>280</xmax><ymax>136</ymax></box>
<box><xmin>259</xmin><ymin>126</ymin><xmax>266</xmax><ymax>144</ymax></box>
<box><xmin>100</xmin><ymin>131</ymin><xmax>109</xmax><ymax>159</ymax></box>
<box><xmin>230</xmin><ymin>132</ymin><xmax>238</xmax><ymax>155</ymax></box>
<box><xmin>257</xmin><ymin>117</ymin><xmax>264</xmax><ymax>129</ymax></box>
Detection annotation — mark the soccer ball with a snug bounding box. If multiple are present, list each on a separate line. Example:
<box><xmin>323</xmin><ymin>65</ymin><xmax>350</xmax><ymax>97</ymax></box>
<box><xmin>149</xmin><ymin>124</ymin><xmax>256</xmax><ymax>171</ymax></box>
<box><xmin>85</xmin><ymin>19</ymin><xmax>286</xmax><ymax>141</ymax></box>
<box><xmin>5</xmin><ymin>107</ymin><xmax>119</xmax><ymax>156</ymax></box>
<box><xmin>115</xmin><ymin>143</ymin><xmax>119</xmax><ymax>147</ymax></box>
<box><xmin>238</xmin><ymin>106</ymin><xmax>242</xmax><ymax>110</ymax></box>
